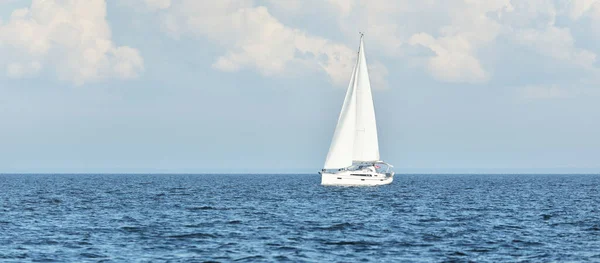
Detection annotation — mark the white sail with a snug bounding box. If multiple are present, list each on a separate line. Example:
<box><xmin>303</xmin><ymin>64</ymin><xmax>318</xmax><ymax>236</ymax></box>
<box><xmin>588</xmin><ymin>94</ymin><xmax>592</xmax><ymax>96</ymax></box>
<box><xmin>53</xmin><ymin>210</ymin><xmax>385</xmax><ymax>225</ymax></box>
<box><xmin>352</xmin><ymin>37</ymin><xmax>380</xmax><ymax>162</ymax></box>
<box><xmin>323</xmin><ymin>57</ymin><xmax>359</xmax><ymax>169</ymax></box>
<box><xmin>324</xmin><ymin>35</ymin><xmax>380</xmax><ymax>169</ymax></box>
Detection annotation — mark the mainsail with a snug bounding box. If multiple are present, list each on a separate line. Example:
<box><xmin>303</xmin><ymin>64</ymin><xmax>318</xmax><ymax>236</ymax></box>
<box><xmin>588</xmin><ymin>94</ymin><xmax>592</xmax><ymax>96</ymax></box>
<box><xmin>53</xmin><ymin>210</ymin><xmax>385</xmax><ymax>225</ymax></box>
<box><xmin>324</xmin><ymin>35</ymin><xmax>380</xmax><ymax>169</ymax></box>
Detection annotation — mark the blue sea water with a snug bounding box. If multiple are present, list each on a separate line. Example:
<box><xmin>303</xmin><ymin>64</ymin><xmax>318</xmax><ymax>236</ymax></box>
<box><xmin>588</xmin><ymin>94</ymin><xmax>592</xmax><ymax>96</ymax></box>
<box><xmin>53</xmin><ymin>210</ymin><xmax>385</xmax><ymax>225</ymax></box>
<box><xmin>0</xmin><ymin>174</ymin><xmax>599</xmax><ymax>262</ymax></box>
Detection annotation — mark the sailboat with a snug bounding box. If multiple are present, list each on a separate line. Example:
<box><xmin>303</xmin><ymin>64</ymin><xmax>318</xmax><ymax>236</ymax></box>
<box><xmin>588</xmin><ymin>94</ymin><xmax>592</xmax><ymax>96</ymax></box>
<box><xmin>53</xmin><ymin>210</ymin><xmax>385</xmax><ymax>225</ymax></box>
<box><xmin>319</xmin><ymin>34</ymin><xmax>394</xmax><ymax>186</ymax></box>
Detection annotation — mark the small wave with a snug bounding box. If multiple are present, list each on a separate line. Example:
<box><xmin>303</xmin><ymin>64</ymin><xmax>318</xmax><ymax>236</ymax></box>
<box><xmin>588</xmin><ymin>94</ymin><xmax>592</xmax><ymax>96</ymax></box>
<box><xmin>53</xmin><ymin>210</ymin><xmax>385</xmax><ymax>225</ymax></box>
<box><xmin>418</xmin><ymin>218</ymin><xmax>443</xmax><ymax>223</ymax></box>
<box><xmin>121</xmin><ymin>226</ymin><xmax>145</xmax><ymax>233</ymax></box>
<box><xmin>273</xmin><ymin>255</ymin><xmax>290</xmax><ymax>261</ymax></box>
<box><xmin>167</xmin><ymin>233</ymin><xmax>218</xmax><ymax>239</ymax></box>
<box><xmin>526</xmin><ymin>253</ymin><xmax>550</xmax><ymax>259</ymax></box>
<box><xmin>512</xmin><ymin>239</ymin><xmax>544</xmax><ymax>246</ymax></box>
<box><xmin>422</xmin><ymin>234</ymin><xmax>443</xmax><ymax>241</ymax></box>
<box><xmin>541</xmin><ymin>214</ymin><xmax>552</xmax><ymax>220</ymax></box>
<box><xmin>47</xmin><ymin>198</ymin><xmax>62</xmax><ymax>204</ymax></box>
<box><xmin>0</xmin><ymin>252</ymin><xmax>28</xmax><ymax>259</ymax></box>
<box><xmin>187</xmin><ymin>206</ymin><xmax>229</xmax><ymax>211</ymax></box>
<box><xmin>585</xmin><ymin>225</ymin><xmax>600</xmax><ymax>231</ymax></box>
<box><xmin>468</xmin><ymin>248</ymin><xmax>494</xmax><ymax>253</ymax></box>
<box><xmin>323</xmin><ymin>240</ymin><xmax>380</xmax><ymax>246</ymax></box>
<box><xmin>275</xmin><ymin>246</ymin><xmax>297</xmax><ymax>251</ymax></box>
<box><xmin>550</xmin><ymin>220</ymin><xmax>586</xmax><ymax>227</ymax></box>
<box><xmin>168</xmin><ymin>188</ymin><xmax>191</xmax><ymax>195</ymax></box>
<box><xmin>30</xmin><ymin>257</ymin><xmax>58</xmax><ymax>262</ymax></box>
<box><xmin>80</xmin><ymin>253</ymin><xmax>107</xmax><ymax>259</ymax></box>
<box><xmin>24</xmin><ymin>240</ymin><xmax>59</xmax><ymax>246</ymax></box>
<box><xmin>217</xmin><ymin>242</ymin><xmax>238</xmax><ymax>249</ymax></box>
<box><xmin>234</xmin><ymin>255</ymin><xmax>266</xmax><ymax>262</ymax></box>
<box><xmin>266</xmin><ymin>243</ymin><xmax>298</xmax><ymax>251</ymax></box>
<box><xmin>120</xmin><ymin>216</ymin><xmax>138</xmax><ymax>222</ymax></box>
<box><xmin>187</xmin><ymin>206</ymin><xmax>216</xmax><ymax>211</ymax></box>
<box><xmin>449</xmin><ymin>251</ymin><xmax>467</xmax><ymax>256</ymax></box>
<box><xmin>389</xmin><ymin>241</ymin><xmax>434</xmax><ymax>247</ymax></box>
<box><xmin>183</xmin><ymin>223</ymin><xmax>213</xmax><ymax>228</ymax></box>
<box><xmin>227</xmin><ymin>220</ymin><xmax>242</xmax><ymax>224</ymax></box>
<box><xmin>315</xmin><ymin>222</ymin><xmax>354</xmax><ymax>231</ymax></box>
<box><xmin>493</xmin><ymin>224</ymin><xmax>524</xmax><ymax>230</ymax></box>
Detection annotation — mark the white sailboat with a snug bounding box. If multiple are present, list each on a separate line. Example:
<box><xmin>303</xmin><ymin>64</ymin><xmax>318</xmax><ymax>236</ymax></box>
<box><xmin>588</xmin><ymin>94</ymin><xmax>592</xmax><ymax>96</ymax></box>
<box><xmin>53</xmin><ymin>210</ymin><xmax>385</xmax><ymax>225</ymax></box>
<box><xmin>320</xmin><ymin>34</ymin><xmax>394</xmax><ymax>186</ymax></box>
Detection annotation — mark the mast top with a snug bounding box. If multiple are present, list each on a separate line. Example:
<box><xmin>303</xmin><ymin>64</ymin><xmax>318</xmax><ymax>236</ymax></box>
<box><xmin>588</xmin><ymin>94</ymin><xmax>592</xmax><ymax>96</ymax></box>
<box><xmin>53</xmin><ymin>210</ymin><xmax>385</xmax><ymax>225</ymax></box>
<box><xmin>358</xmin><ymin>32</ymin><xmax>365</xmax><ymax>53</ymax></box>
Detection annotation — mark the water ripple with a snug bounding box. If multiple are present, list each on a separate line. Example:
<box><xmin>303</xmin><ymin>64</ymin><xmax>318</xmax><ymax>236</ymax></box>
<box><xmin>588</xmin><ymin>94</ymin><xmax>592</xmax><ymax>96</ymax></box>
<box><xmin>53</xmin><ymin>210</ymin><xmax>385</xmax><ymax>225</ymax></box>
<box><xmin>0</xmin><ymin>174</ymin><xmax>598</xmax><ymax>262</ymax></box>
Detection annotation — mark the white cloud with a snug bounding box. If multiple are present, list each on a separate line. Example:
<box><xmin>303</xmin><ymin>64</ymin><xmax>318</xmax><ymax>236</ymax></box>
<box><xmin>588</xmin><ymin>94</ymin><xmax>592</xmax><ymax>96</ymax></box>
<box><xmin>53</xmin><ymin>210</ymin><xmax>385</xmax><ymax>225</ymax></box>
<box><xmin>367</xmin><ymin>60</ymin><xmax>389</xmax><ymax>90</ymax></box>
<box><xmin>144</xmin><ymin>0</ymin><xmax>171</xmax><ymax>10</ymax></box>
<box><xmin>402</xmin><ymin>0</ymin><xmax>513</xmax><ymax>83</ymax></box>
<box><xmin>265</xmin><ymin>0</ymin><xmax>304</xmax><ymax>14</ymax></box>
<box><xmin>409</xmin><ymin>32</ymin><xmax>489</xmax><ymax>83</ymax></box>
<box><xmin>566</xmin><ymin>0</ymin><xmax>600</xmax><ymax>19</ymax></box>
<box><xmin>130</xmin><ymin>0</ymin><xmax>600</xmax><ymax>88</ymax></box>
<box><xmin>514</xmin><ymin>27</ymin><xmax>596</xmax><ymax>69</ymax></box>
<box><xmin>0</xmin><ymin>0</ymin><xmax>144</xmax><ymax>85</ymax></box>
<box><xmin>111</xmin><ymin>46</ymin><xmax>144</xmax><ymax>79</ymax></box>
<box><xmin>6</xmin><ymin>61</ymin><xmax>41</xmax><ymax>78</ymax></box>
<box><xmin>152</xmin><ymin>1</ymin><xmax>386</xmax><ymax>87</ymax></box>
<box><xmin>264</xmin><ymin>0</ymin><xmax>353</xmax><ymax>17</ymax></box>
<box><xmin>343</xmin><ymin>0</ymin><xmax>599</xmax><ymax>85</ymax></box>
<box><xmin>336</xmin><ymin>0</ymin><xmax>410</xmax><ymax>57</ymax></box>
<box><xmin>326</xmin><ymin>0</ymin><xmax>354</xmax><ymax>16</ymax></box>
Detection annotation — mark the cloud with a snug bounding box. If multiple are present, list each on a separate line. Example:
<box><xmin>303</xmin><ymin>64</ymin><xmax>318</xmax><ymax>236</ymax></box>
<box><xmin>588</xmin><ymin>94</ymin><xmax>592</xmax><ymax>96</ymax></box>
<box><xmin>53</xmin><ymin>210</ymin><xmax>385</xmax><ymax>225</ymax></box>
<box><xmin>0</xmin><ymin>0</ymin><xmax>144</xmax><ymax>85</ymax></box>
<box><xmin>316</xmin><ymin>0</ymin><xmax>514</xmax><ymax>83</ymax></box>
<box><xmin>151</xmin><ymin>1</ymin><xmax>387</xmax><ymax>87</ymax></box>
<box><xmin>132</xmin><ymin>0</ymin><xmax>600</xmax><ymax>89</ymax></box>
<box><xmin>6</xmin><ymin>61</ymin><xmax>42</xmax><ymax>78</ymax></box>
<box><xmin>514</xmin><ymin>27</ymin><xmax>596</xmax><ymax>69</ymax></box>
<box><xmin>143</xmin><ymin>0</ymin><xmax>171</xmax><ymax>10</ymax></box>
<box><xmin>409</xmin><ymin>32</ymin><xmax>489</xmax><ymax>83</ymax></box>
<box><xmin>322</xmin><ymin>0</ymin><xmax>600</xmax><ymax>86</ymax></box>
<box><xmin>366</xmin><ymin>60</ymin><xmax>389</xmax><ymax>90</ymax></box>
<box><xmin>336</xmin><ymin>0</ymin><xmax>410</xmax><ymax>57</ymax></box>
<box><xmin>566</xmin><ymin>0</ymin><xmax>600</xmax><ymax>20</ymax></box>
<box><xmin>403</xmin><ymin>1</ymin><xmax>513</xmax><ymax>83</ymax></box>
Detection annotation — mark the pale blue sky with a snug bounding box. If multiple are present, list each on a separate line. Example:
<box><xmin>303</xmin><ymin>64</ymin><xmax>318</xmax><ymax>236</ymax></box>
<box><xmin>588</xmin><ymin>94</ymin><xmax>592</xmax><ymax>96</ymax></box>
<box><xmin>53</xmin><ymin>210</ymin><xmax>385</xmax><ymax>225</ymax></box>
<box><xmin>1</xmin><ymin>0</ymin><xmax>599</xmax><ymax>173</ymax></box>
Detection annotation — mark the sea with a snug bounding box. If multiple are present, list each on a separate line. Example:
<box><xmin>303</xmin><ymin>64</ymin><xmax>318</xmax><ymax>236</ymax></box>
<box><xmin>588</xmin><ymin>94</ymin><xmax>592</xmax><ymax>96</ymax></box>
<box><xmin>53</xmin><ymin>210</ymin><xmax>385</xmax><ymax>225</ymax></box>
<box><xmin>0</xmin><ymin>174</ymin><xmax>599</xmax><ymax>262</ymax></box>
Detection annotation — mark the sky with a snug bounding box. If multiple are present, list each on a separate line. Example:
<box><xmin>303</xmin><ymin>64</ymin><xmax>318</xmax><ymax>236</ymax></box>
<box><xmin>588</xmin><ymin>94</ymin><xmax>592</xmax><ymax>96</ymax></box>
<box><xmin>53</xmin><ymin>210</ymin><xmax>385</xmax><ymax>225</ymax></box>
<box><xmin>0</xmin><ymin>0</ymin><xmax>599</xmax><ymax>174</ymax></box>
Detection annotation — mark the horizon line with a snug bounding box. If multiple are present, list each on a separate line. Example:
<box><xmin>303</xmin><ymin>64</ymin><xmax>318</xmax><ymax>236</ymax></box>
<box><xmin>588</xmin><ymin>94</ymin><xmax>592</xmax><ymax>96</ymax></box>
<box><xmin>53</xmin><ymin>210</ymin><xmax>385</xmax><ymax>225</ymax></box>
<box><xmin>1</xmin><ymin>172</ymin><xmax>598</xmax><ymax>175</ymax></box>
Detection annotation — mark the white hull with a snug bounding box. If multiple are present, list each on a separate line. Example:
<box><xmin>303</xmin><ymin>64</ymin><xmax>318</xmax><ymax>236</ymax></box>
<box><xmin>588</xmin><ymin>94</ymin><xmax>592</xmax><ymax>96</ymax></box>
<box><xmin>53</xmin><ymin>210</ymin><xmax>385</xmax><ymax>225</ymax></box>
<box><xmin>321</xmin><ymin>170</ymin><xmax>394</xmax><ymax>186</ymax></box>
